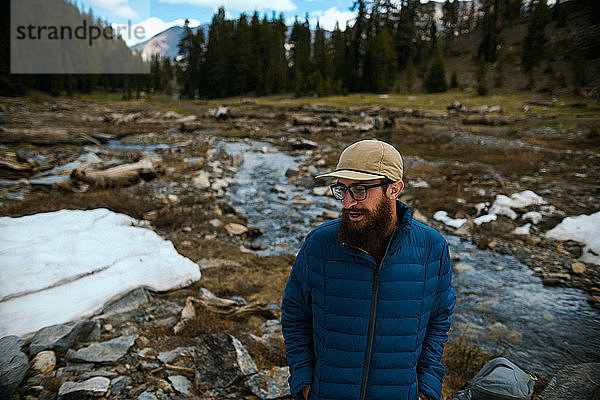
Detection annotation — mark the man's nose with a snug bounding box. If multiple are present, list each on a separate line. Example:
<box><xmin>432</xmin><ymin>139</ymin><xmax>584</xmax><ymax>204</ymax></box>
<box><xmin>342</xmin><ymin>192</ymin><xmax>357</xmax><ymax>208</ymax></box>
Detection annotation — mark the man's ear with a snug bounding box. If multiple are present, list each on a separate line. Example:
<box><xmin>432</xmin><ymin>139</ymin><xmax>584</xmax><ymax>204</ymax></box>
<box><xmin>387</xmin><ymin>181</ymin><xmax>404</xmax><ymax>199</ymax></box>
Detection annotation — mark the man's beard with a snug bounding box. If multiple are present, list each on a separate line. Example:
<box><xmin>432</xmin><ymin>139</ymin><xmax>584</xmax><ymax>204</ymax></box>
<box><xmin>337</xmin><ymin>197</ymin><xmax>394</xmax><ymax>254</ymax></box>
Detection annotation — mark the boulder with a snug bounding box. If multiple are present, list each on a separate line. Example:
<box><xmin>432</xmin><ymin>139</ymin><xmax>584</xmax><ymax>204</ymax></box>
<box><xmin>58</xmin><ymin>376</ymin><xmax>110</xmax><ymax>397</ymax></box>
<box><xmin>66</xmin><ymin>335</ymin><xmax>138</xmax><ymax>364</ymax></box>
<box><xmin>29</xmin><ymin>320</ymin><xmax>96</xmax><ymax>355</ymax></box>
<box><xmin>541</xmin><ymin>363</ymin><xmax>600</xmax><ymax>400</ymax></box>
<box><xmin>245</xmin><ymin>367</ymin><xmax>291</xmax><ymax>400</ymax></box>
<box><xmin>0</xmin><ymin>336</ymin><xmax>29</xmax><ymax>399</ymax></box>
<box><xmin>194</xmin><ymin>334</ymin><xmax>258</xmax><ymax>388</ymax></box>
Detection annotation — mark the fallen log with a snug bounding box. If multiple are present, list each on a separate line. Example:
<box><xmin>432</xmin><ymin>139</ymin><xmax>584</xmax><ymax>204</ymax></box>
<box><xmin>0</xmin><ymin>127</ymin><xmax>101</xmax><ymax>145</ymax></box>
<box><xmin>71</xmin><ymin>157</ymin><xmax>161</xmax><ymax>187</ymax></box>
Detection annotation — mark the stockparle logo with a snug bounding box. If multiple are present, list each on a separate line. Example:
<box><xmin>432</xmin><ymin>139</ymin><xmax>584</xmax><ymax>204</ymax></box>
<box><xmin>11</xmin><ymin>0</ymin><xmax>150</xmax><ymax>74</ymax></box>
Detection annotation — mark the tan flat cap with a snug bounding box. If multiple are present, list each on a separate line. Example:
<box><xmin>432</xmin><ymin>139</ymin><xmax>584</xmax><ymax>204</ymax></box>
<box><xmin>316</xmin><ymin>139</ymin><xmax>403</xmax><ymax>181</ymax></box>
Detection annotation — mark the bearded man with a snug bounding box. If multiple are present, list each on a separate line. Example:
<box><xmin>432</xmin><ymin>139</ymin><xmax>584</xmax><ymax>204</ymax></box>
<box><xmin>281</xmin><ymin>139</ymin><xmax>455</xmax><ymax>400</ymax></box>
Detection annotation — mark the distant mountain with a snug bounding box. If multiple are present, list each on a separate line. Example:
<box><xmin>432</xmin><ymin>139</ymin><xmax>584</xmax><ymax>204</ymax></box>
<box><xmin>132</xmin><ymin>25</ymin><xmax>208</xmax><ymax>61</ymax></box>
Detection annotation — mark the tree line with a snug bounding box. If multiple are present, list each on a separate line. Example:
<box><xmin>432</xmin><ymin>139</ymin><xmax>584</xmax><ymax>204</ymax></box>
<box><xmin>2</xmin><ymin>0</ymin><xmax>597</xmax><ymax>98</ymax></box>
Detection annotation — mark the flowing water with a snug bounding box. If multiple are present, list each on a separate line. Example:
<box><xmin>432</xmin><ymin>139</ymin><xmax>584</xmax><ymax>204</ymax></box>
<box><xmin>218</xmin><ymin>139</ymin><xmax>600</xmax><ymax>379</ymax></box>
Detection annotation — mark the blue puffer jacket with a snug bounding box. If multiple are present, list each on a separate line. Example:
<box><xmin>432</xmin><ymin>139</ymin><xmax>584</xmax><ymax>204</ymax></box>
<box><xmin>281</xmin><ymin>202</ymin><xmax>455</xmax><ymax>400</ymax></box>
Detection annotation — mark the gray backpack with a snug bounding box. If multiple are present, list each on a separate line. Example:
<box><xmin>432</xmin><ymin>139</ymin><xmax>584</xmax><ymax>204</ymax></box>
<box><xmin>451</xmin><ymin>357</ymin><xmax>536</xmax><ymax>400</ymax></box>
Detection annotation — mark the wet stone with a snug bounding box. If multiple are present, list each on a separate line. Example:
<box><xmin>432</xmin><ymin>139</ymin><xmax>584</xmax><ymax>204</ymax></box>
<box><xmin>0</xmin><ymin>336</ymin><xmax>29</xmax><ymax>399</ymax></box>
<box><xmin>58</xmin><ymin>376</ymin><xmax>110</xmax><ymax>397</ymax></box>
<box><xmin>245</xmin><ymin>367</ymin><xmax>291</xmax><ymax>400</ymax></box>
<box><xmin>66</xmin><ymin>335</ymin><xmax>138</xmax><ymax>364</ymax></box>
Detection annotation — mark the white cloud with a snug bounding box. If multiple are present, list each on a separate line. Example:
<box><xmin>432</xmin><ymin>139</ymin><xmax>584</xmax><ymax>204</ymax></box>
<box><xmin>112</xmin><ymin>16</ymin><xmax>201</xmax><ymax>46</ymax></box>
<box><xmin>310</xmin><ymin>6</ymin><xmax>355</xmax><ymax>31</ymax></box>
<box><xmin>158</xmin><ymin>0</ymin><xmax>297</xmax><ymax>13</ymax></box>
<box><xmin>87</xmin><ymin>0</ymin><xmax>139</xmax><ymax>19</ymax></box>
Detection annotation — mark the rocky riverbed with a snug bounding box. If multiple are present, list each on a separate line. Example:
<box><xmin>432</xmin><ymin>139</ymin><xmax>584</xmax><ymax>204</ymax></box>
<box><xmin>1</xmin><ymin>96</ymin><xmax>599</xmax><ymax>399</ymax></box>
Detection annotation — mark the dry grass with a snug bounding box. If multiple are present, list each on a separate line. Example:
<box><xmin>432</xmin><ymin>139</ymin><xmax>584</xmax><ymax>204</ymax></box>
<box><xmin>0</xmin><ymin>186</ymin><xmax>157</xmax><ymax>219</ymax></box>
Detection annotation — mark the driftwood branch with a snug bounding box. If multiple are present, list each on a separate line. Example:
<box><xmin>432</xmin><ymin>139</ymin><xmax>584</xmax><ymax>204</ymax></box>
<box><xmin>71</xmin><ymin>158</ymin><xmax>161</xmax><ymax>187</ymax></box>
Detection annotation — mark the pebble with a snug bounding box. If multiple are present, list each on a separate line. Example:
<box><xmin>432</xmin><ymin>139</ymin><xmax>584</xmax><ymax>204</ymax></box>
<box><xmin>571</xmin><ymin>262</ymin><xmax>586</xmax><ymax>274</ymax></box>
<box><xmin>225</xmin><ymin>223</ymin><xmax>248</xmax><ymax>235</ymax></box>
<box><xmin>453</xmin><ymin>262</ymin><xmax>474</xmax><ymax>273</ymax></box>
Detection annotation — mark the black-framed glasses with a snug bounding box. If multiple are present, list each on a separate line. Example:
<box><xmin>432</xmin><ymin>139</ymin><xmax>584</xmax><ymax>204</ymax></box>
<box><xmin>330</xmin><ymin>182</ymin><xmax>388</xmax><ymax>201</ymax></box>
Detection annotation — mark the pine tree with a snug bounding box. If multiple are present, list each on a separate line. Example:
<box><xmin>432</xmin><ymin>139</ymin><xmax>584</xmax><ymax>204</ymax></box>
<box><xmin>331</xmin><ymin>23</ymin><xmax>346</xmax><ymax>93</ymax></box>
<box><xmin>476</xmin><ymin>54</ymin><xmax>488</xmax><ymax>95</ymax></box>
<box><xmin>424</xmin><ymin>45</ymin><xmax>447</xmax><ymax>93</ymax></box>
<box><xmin>406</xmin><ymin>56</ymin><xmax>415</xmax><ymax>93</ymax></box>
<box><xmin>290</xmin><ymin>17</ymin><xmax>311</xmax><ymax>96</ymax></box>
<box><xmin>205</xmin><ymin>8</ymin><xmax>235</xmax><ymax>97</ymax></box>
<box><xmin>232</xmin><ymin>14</ymin><xmax>252</xmax><ymax>95</ymax></box>
<box><xmin>364</xmin><ymin>26</ymin><xmax>397</xmax><ymax>93</ymax></box>
<box><xmin>442</xmin><ymin>0</ymin><xmax>458</xmax><ymax>45</ymax></box>
<box><xmin>313</xmin><ymin>22</ymin><xmax>333</xmax><ymax>96</ymax></box>
<box><xmin>494</xmin><ymin>50</ymin><xmax>504</xmax><ymax>88</ymax></box>
<box><xmin>450</xmin><ymin>70</ymin><xmax>458</xmax><ymax>88</ymax></box>
<box><xmin>177</xmin><ymin>21</ymin><xmax>204</xmax><ymax>98</ymax></box>
<box><xmin>522</xmin><ymin>0</ymin><xmax>549</xmax><ymax>88</ymax></box>
<box><xmin>478</xmin><ymin>0</ymin><xmax>501</xmax><ymax>62</ymax></box>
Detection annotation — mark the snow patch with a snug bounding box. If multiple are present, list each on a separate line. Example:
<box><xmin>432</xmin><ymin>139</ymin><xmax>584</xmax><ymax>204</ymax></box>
<box><xmin>433</xmin><ymin>211</ymin><xmax>466</xmax><ymax>229</ymax></box>
<box><xmin>0</xmin><ymin>208</ymin><xmax>201</xmax><ymax>337</ymax></box>
<box><xmin>474</xmin><ymin>214</ymin><xmax>497</xmax><ymax>225</ymax></box>
<box><xmin>545</xmin><ymin>211</ymin><xmax>600</xmax><ymax>265</ymax></box>
<box><xmin>488</xmin><ymin>190</ymin><xmax>546</xmax><ymax>220</ymax></box>
<box><xmin>511</xmin><ymin>223</ymin><xmax>532</xmax><ymax>235</ymax></box>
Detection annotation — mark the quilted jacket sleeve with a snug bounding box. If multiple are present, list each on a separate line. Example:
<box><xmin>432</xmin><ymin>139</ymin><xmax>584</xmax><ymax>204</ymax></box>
<box><xmin>281</xmin><ymin>245</ymin><xmax>314</xmax><ymax>400</ymax></box>
<box><xmin>417</xmin><ymin>241</ymin><xmax>456</xmax><ymax>400</ymax></box>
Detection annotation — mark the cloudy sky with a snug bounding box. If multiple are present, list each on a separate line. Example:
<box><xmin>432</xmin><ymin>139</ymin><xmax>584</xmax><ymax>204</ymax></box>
<box><xmin>73</xmin><ymin>0</ymin><xmax>357</xmax><ymax>46</ymax></box>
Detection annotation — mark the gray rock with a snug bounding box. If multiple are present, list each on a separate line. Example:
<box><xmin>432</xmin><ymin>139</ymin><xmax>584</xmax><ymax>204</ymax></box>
<box><xmin>158</xmin><ymin>346</ymin><xmax>192</xmax><ymax>364</ymax></box>
<box><xmin>66</xmin><ymin>335</ymin><xmax>138</xmax><ymax>364</ymax></box>
<box><xmin>138</xmin><ymin>390</ymin><xmax>158</xmax><ymax>400</ymax></box>
<box><xmin>29</xmin><ymin>320</ymin><xmax>96</xmax><ymax>355</ymax></box>
<box><xmin>80</xmin><ymin>369</ymin><xmax>119</xmax><ymax>379</ymax></box>
<box><xmin>110</xmin><ymin>375</ymin><xmax>132</xmax><ymax>396</ymax></box>
<box><xmin>58</xmin><ymin>376</ymin><xmax>110</xmax><ymax>397</ymax></box>
<box><xmin>64</xmin><ymin>362</ymin><xmax>94</xmax><ymax>372</ymax></box>
<box><xmin>0</xmin><ymin>335</ymin><xmax>29</xmax><ymax>399</ymax></box>
<box><xmin>260</xmin><ymin>319</ymin><xmax>282</xmax><ymax>334</ymax></box>
<box><xmin>541</xmin><ymin>363</ymin><xmax>600</xmax><ymax>400</ymax></box>
<box><xmin>245</xmin><ymin>367</ymin><xmax>291</xmax><ymax>399</ymax></box>
<box><xmin>102</xmin><ymin>287</ymin><xmax>152</xmax><ymax>316</ymax></box>
<box><xmin>194</xmin><ymin>334</ymin><xmax>258</xmax><ymax>388</ymax></box>
<box><xmin>168</xmin><ymin>375</ymin><xmax>192</xmax><ymax>396</ymax></box>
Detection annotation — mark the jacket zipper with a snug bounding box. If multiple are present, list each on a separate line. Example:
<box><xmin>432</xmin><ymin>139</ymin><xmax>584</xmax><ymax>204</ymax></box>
<box><xmin>359</xmin><ymin>227</ymin><xmax>397</xmax><ymax>400</ymax></box>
